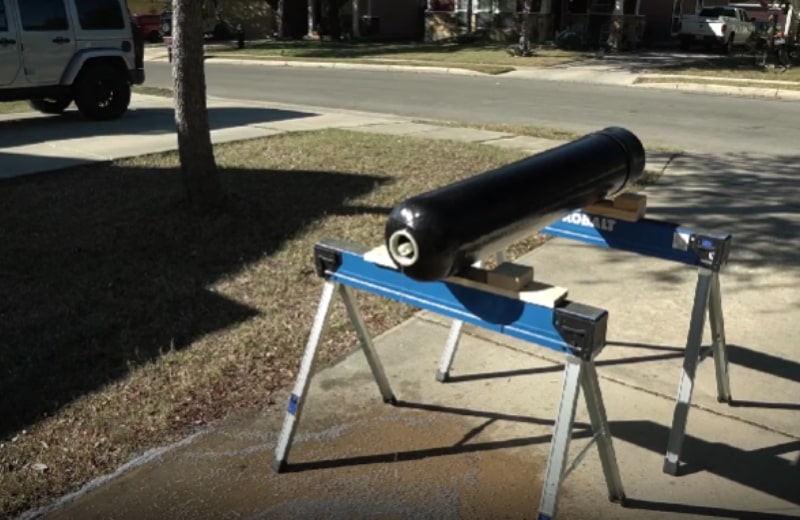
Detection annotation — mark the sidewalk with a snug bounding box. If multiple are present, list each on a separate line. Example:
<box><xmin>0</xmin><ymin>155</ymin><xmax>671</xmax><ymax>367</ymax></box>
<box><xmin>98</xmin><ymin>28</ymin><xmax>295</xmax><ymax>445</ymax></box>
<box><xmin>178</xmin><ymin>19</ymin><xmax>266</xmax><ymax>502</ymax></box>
<box><xmin>11</xmin><ymin>97</ymin><xmax>799</xmax><ymax>519</ymax></box>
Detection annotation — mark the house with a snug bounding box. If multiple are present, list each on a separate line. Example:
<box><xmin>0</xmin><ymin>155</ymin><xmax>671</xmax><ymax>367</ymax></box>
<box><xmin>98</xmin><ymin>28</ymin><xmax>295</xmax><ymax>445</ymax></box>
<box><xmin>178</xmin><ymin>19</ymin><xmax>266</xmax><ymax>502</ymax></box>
<box><xmin>423</xmin><ymin>0</ymin><xmax>774</xmax><ymax>48</ymax></box>
<box><xmin>126</xmin><ymin>0</ymin><xmax>279</xmax><ymax>38</ymax></box>
<box><xmin>284</xmin><ymin>0</ymin><xmax>426</xmax><ymax>40</ymax></box>
<box><xmin>425</xmin><ymin>0</ymin><xmax>646</xmax><ymax>50</ymax></box>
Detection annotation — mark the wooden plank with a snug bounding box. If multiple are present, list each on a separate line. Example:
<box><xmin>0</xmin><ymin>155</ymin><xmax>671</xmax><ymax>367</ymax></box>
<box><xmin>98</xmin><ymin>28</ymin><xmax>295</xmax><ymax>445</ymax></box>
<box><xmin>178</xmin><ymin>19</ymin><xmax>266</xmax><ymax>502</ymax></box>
<box><xmin>363</xmin><ymin>245</ymin><xmax>397</xmax><ymax>269</ymax></box>
<box><xmin>583</xmin><ymin>197</ymin><xmax>646</xmax><ymax>222</ymax></box>
<box><xmin>362</xmin><ymin>246</ymin><xmax>567</xmax><ymax>308</ymax></box>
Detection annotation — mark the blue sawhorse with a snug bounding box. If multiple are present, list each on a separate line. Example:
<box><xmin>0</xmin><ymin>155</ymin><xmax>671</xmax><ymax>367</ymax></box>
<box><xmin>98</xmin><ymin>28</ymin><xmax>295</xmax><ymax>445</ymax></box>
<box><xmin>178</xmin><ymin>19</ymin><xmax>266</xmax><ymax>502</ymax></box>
<box><xmin>435</xmin><ymin>205</ymin><xmax>733</xmax><ymax>477</ymax></box>
<box><xmin>273</xmin><ymin>239</ymin><xmax>627</xmax><ymax>520</ymax></box>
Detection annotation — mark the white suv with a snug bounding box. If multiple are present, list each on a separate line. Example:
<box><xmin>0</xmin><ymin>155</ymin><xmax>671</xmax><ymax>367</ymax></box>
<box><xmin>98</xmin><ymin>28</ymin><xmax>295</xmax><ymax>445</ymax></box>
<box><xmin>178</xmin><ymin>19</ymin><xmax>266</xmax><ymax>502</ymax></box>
<box><xmin>0</xmin><ymin>0</ymin><xmax>145</xmax><ymax>120</ymax></box>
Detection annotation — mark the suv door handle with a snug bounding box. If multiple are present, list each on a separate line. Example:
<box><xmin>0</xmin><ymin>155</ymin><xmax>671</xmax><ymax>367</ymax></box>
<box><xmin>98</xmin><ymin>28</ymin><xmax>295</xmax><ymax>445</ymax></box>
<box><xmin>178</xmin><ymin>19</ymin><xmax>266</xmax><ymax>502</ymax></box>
<box><xmin>0</xmin><ymin>38</ymin><xmax>16</xmax><ymax>45</ymax></box>
<box><xmin>52</xmin><ymin>37</ymin><xmax>71</xmax><ymax>44</ymax></box>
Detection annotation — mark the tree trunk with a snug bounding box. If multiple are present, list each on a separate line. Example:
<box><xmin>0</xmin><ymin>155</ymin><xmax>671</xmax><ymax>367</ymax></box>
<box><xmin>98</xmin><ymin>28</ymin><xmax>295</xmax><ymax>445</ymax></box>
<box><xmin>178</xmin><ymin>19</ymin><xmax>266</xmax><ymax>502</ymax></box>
<box><xmin>519</xmin><ymin>0</ymin><xmax>533</xmax><ymax>53</ymax></box>
<box><xmin>276</xmin><ymin>0</ymin><xmax>284</xmax><ymax>37</ymax></box>
<box><xmin>172</xmin><ymin>0</ymin><xmax>227</xmax><ymax>213</ymax></box>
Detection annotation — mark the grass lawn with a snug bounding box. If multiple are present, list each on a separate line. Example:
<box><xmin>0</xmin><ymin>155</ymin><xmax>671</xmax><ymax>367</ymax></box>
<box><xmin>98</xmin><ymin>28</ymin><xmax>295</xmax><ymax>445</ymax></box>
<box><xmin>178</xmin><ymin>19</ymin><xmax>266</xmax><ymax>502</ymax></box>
<box><xmin>211</xmin><ymin>41</ymin><xmax>585</xmax><ymax>74</ymax></box>
<box><xmin>0</xmin><ymin>87</ymin><xmax>173</xmax><ymax>116</ymax></box>
<box><xmin>0</xmin><ymin>101</ymin><xmax>31</xmax><ymax>114</ymax></box>
<box><xmin>0</xmin><ymin>129</ymin><xmax>569</xmax><ymax>518</ymax></box>
<box><xmin>642</xmin><ymin>54</ymin><xmax>800</xmax><ymax>81</ymax></box>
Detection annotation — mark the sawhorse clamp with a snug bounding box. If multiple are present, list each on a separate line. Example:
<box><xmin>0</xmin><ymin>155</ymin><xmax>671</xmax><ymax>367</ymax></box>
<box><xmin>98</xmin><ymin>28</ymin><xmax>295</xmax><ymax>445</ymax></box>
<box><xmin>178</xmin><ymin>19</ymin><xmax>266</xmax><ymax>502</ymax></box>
<box><xmin>272</xmin><ymin>240</ymin><xmax>627</xmax><ymax>520</ymax></box>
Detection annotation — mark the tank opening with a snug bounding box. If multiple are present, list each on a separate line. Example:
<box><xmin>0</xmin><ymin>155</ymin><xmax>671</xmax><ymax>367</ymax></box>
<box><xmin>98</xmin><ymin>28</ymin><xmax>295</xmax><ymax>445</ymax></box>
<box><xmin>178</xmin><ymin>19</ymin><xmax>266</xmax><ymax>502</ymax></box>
<box><xmin>388</xmin><ymin>229</ymin><xmax>419</xmax><ymax>267</ymax></box>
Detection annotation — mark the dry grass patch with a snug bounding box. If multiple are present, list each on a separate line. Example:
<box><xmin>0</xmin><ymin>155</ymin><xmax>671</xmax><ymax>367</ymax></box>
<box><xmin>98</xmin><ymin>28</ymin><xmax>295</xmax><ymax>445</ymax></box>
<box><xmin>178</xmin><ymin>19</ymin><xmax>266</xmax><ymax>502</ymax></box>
<box><xmin>0</xmin><ymin>87</ymin><xmax>170</xmax><ymax>118</ymax></box>
<box><xmin>0</xmin><ymin>129</ymin><xmax>552</xmax><ymax>518</ymax></box>
<box><xmin>0</xmin><ymin>101</ymin><xmax>32</xmax><ymax>115</ymax></box>
<box><xmin>643</xmin><ymin>54</ymin><xmax>800</xmax><ymax>81</ymax></box>
<box><xmin>414</xmin><ymin>119</ymin><xmax>582</xmax><ymax>142</ymax></box>
<box><xmin>414</xmin><ymin>119</ymin><xmax>683</xmax><ymax>155</ymax></box>
<box><xmin>132</xmin><ymin>85</ymin><xmax>174</xmax><ymax>97</ymax></box>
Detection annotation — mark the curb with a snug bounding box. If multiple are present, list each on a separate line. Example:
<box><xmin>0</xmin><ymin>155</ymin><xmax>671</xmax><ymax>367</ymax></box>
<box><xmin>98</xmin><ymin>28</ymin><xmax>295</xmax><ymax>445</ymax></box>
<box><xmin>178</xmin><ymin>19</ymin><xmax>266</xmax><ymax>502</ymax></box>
<box><xmin>145</xmin><ymin>54</ymin><xmax>489</xmax><ymax>76</ymax></box>
<box><xmin>633</xmin><ymin>81</ymin><xmax>800</xmax><ymax>100</ymax></box>
<box><xmin>208</xmin><ymin>58</ymin><xmax>489</xmax><ymax>76</ymax></box>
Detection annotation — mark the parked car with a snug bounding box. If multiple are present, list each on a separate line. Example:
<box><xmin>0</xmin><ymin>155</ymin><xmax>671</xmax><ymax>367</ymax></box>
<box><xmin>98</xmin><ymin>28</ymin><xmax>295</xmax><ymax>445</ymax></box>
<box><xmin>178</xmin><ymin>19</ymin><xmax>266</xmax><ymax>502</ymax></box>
<box><xmin>133</xmin><ymin>13</ymin><xmax>162</xmax><ymax>43</ymax></box>
<box><xmin>0</xmin><ymin>0</ymin><xmax>145</xmax><ymax>120</ymax></box>
<box><xmin>679</xmin><ymin>6</ymin><xmax>755</xmax><ymax>53</ymax></box>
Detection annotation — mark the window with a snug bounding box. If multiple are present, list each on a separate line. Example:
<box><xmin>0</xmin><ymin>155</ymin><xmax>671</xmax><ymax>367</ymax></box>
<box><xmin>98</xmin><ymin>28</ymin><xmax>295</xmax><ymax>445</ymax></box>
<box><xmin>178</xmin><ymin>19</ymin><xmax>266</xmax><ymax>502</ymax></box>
<box><xmin>19</xmin><ymin>0</ymin><xmax>69</xmax><ymax>31</ymax></box>
<box><xmin>698</xmin><ymin>7</ymin><xmax>736</xmax><ymax>18</ymax></box>
<box><xmin>75</xmin><ymin>0</ymin><xmax>124</xmax><ymax>30</ymax></box>
<box><xmin>0</xmin><ymin>2</ymin><xmax>8</xmax><ymax>32</ymax></box>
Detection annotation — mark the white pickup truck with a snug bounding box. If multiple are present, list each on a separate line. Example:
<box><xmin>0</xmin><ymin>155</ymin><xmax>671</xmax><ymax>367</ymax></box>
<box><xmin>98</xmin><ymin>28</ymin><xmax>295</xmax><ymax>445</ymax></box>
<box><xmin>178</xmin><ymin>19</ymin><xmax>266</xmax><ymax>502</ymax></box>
<box><xmin>679</xmin><ymin>6</ymin><xmax>755</xmax><ymax>53</ymax></box>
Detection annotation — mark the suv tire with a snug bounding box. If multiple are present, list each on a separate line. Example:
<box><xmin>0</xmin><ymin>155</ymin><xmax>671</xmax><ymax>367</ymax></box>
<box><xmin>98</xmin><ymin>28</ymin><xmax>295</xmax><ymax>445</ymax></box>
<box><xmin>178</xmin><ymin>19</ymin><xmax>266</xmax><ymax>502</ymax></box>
<box><xmin>28</xmin><ymin>96</ymin><xmax>72</xmax><ymax>115</ymax></box>
<box><xmin>722</xmin><ymin>33</ymin><xmax>734</xmax><ymax>54</ymax></box>
<box><xmin>73</xmin><ymin>64</ymin><xmax>131</xmax><ymax>121</ymax></box>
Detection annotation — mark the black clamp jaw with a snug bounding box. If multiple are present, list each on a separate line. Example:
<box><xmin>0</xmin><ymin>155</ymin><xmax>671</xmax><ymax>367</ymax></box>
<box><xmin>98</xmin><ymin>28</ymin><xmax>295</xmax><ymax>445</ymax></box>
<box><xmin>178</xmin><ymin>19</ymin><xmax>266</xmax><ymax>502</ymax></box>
<box><xmin>688</xmin><ymin>233</ymin><xmax>731</xmax><ymax>272</ymax></box>
<box><xmin>553</xmin><ymin>302</ymin><xmax>609</xmax><ymax>360</ymax></box>
<box><xmin>314</xmin><ymin>241</ymin><xmax>345</xmax><ymax>279</ymax></box>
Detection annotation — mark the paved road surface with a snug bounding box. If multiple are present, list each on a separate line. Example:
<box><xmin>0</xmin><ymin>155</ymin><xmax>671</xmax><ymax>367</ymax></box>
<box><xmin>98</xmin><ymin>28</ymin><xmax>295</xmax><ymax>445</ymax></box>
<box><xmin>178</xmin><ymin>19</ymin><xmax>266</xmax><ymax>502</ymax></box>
<box><xmin>145</xmin><ymin>61</ymin><xmax>799</xmax><ymax>155</ymax></box>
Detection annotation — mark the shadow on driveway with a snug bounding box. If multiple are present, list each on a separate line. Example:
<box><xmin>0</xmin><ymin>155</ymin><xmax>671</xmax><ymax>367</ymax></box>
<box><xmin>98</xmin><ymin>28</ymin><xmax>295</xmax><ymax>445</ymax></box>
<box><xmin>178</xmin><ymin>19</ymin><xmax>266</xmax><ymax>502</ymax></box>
<box><xmin>0</xmin><ymin>106</ymin><xmax>317</xmax><ymax>150</ymax></box>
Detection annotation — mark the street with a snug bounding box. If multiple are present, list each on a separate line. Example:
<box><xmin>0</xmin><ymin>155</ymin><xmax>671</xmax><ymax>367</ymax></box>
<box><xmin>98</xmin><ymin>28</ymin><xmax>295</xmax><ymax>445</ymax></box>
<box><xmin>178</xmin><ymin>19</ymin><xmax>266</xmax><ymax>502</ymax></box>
<box><xmin>146</xmin><ymin>61</ymin><xmax>799</xmax><ymax>155</ymax></box>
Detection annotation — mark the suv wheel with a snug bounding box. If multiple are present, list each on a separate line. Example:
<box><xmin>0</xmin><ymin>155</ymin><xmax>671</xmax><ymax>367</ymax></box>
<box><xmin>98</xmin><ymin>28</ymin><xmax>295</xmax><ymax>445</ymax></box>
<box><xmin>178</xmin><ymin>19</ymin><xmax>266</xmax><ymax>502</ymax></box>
<box><xmin>73</xmin><ymin>65</ymin><xmax>131</xmax><ymax>121</ymax></box>
<box><xmin>723</xmin><ymin>33</ymin><xmax>734</xmax><ymax>54</ymax></box>
<box><xmin>28</xmin><ymin>96</ymin><xmax>72</xmax><ymax>115</ymax></box>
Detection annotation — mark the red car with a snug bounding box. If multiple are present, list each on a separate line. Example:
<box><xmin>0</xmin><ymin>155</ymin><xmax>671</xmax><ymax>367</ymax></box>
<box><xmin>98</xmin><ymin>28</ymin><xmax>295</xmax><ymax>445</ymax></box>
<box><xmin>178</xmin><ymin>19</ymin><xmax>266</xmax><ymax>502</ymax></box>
<box><xmin>133</xmin><ymin>14</ymin><xmax>163</xmax><ymax>43</ymax></box>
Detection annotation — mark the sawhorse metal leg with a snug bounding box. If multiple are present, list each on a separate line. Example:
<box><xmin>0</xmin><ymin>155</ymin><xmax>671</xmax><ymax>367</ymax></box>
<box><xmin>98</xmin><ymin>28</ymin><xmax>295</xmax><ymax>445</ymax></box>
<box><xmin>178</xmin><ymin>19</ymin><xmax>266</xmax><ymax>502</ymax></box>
<box><xmin>272</xmin><ymin>281</ymin><xmax>396</xmax><ymax>473</ymax></box>
<box><xmin>663</xmin><ymin>268</ymin><xmax>730</xmax><ymax>475</ymax></box>
<box><xmin>538</xmin><ymin>355</ymin><xmax>625</xmax><ymax>520</ymax></box>
<box><xmin>436</xmin><ymin>252</ymin><xmax>505</xmax><ymax>382</ymax></box>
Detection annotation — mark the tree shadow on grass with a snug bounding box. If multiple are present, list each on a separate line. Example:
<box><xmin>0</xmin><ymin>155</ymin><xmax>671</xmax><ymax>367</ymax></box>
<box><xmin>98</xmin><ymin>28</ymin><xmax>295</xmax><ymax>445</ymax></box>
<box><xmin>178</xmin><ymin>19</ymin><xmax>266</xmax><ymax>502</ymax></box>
<box><xmin>0</xmin><ymin>162</ymin><xmax>389</xmax><ymax>439</ymax></box>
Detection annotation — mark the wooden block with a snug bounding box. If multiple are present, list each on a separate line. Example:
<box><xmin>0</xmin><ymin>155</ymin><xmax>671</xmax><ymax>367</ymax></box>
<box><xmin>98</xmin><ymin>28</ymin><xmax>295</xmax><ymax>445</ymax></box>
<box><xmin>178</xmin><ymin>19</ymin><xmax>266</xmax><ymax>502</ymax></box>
<box><xmin>612</xmin><ymin>192</ymin><xmax>647</xmax><ymax>212</ymax></box>
<box><xmin>486</xmin><ymin>262</ymin><xmax>534</xmax><ymax>291</ymax></box>
<box><xmin>583</xmin><ymin>199</ymin><xmax>646</xmax><ymax>222</ymax></box>
<box><xmin>363</xmin><ymin>245</ymin><xmax>397</xmax><ymax>269</ymax></box>
<box><xmin>447</xmin><ymin>268</ymin><xmax>567</xmax><ymax>308</ymax></box>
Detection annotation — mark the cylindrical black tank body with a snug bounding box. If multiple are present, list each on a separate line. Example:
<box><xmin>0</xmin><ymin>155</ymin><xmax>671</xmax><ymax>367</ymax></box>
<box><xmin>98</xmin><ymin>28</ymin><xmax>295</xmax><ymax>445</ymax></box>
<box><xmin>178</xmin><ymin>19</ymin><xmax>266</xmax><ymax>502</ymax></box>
<box><xmin>384</xmin><ymin>126</ymin><xmax>646</xmax><ymax>282</ymax></box>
